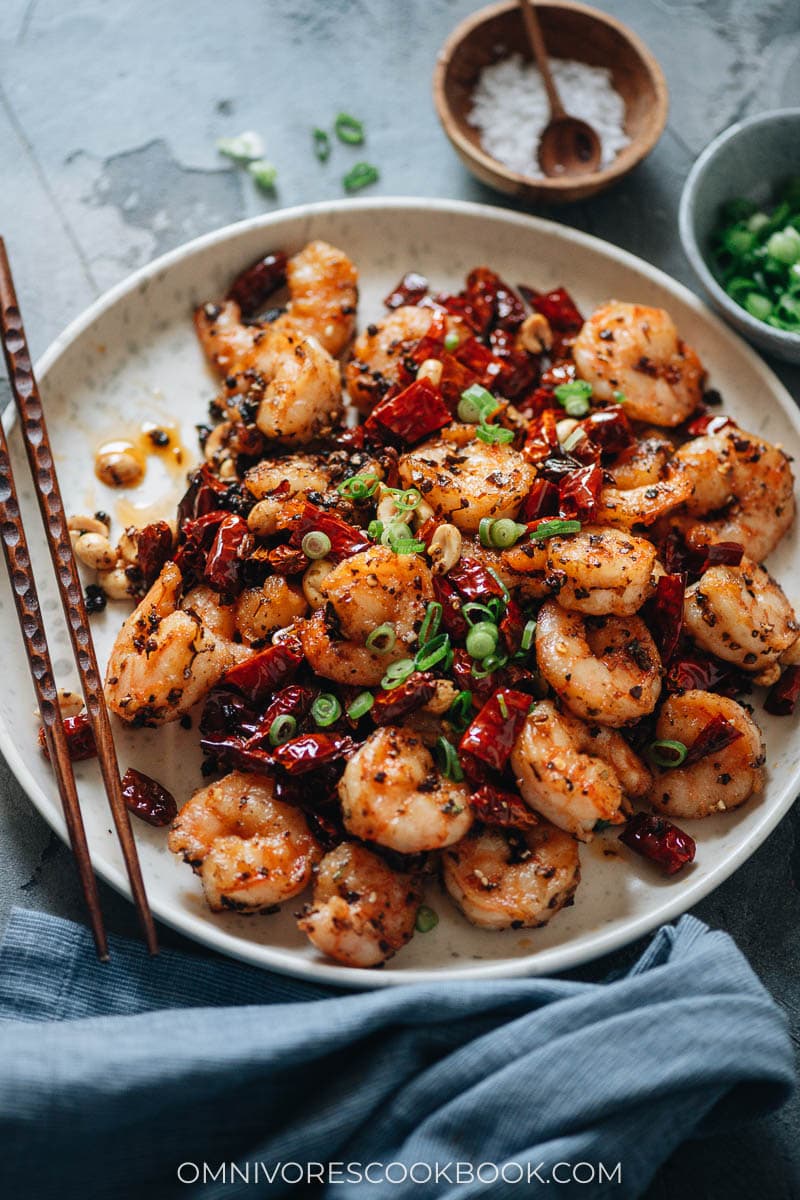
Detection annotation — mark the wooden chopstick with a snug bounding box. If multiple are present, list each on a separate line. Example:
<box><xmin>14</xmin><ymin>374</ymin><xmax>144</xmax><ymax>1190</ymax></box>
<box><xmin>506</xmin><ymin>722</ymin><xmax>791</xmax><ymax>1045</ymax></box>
<box><xmin>0</xmin><ymin>425</ymin><xmax>109</xmax><ymax>960</ymax></box>
<box><xmin>0</xmin><ymin>237</ymin><xmax>158</xmax><ymax>956</ymax></box>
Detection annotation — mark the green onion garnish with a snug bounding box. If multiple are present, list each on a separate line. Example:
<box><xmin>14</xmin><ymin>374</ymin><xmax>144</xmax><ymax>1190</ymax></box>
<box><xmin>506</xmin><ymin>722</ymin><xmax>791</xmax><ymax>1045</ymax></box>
<box><xmin>419</xmin><ymin>601</ymin><xmax>442</xmax><ymax>646</ymax></box>
<box><xmin>466</xmin><ymin>621</ymin><xmax>499</xmax><ymax>661</ymax></box>
<box><xmin>479</xmin><ymin>517</ymin><xmax>527</xmax><ymax>549</ymax></box>
<box><xmin>435</xmin><ymin>737</ymin><xmax>464</xmax><ymax>783</ymax></box>
<box><xmin>463</xmin><ymin>601</ymin><xmax>495</xmax><ymax>626</ymax></box>
<box><xmin>447</xmin><ymin>690</ymin><xmax>473</xmax><ymax>730</ymax></box>
<box><xmin>313</xmin><ymin>128</ymin><xmax>331</xmax><ymax>162</ymax></box>
<box><xmin>335</xmin><ymin>112</ymin><xmax>365</xmax><ymax>145</ymax></box>
<box><xmin>268</xmin><ymin>713</ymin><xmax>297</xmax><ymax>746</ymax></box>
<box><xmin>311</xmin><ymin>693</ymin><xmax>342</xmax><ymax>727</ymax></box>
<box><xmin>216</xmin><ymin>130</ymin><xmax>264</xmax><ymax>162</ymax></box>
<box><xmin>647</xmin><ymin>739</ymin><xmax>688</xmax><ymax>768</ymax></box>
<box><xmin>337</xmin><ymin>473</ymin><xmax>380</xmax><ymax>500</ymax></box>
<box><xmin>248</xmin><ymin>160</ymin><xmax>278</xmax><ymax>191</ymax></box>
<box><xmin>520</xmin><ymin>619</ymin><xmax>537</xmax><ymax>652</ymax></box>
<box><xmin>497</xmin><ymin>694</ymin><xmax>509</xmax><ymax>719</ymax></box>
<box><xmin>472</xmin><ymin>651</ymin><xmax>508</xmax><ymax>678</ymax></box>
<box><xmin>381</xmin><ymin>658</ymin><xmax>415</xmax><ymax>689</ymax></box>
<box><xmin>475</xmin><ymin>423</ymin><xmax>515</xmax><ymax>445</ymax></box>
<box><xmin>457</xmin><ymin>383</ymin><xmax>497</xmax><ymax>423</ymax></box>
<box><xmin>485</xmin><ymin>567</ymin><xmax>510</xmax><ymax>602</ymax></box>
<box><xmin>444</xmin><ymin>330</ymin><xmax>460</xmax><ymax>352</ymax></box>
<box><xmin>554</xmin><ymin>379</ymin><xmax>593</xmax><ymax>417</ymax></box>
<box><xmin>393</xmin><ymin>539</ymin><xmax>426</xmax><ymax>555</ymax></box>
<box><xmin>347</xmin><ymin>691</ymin><xmax>374</xmax><ymax>721</ymax></box>
<box><xmin>367</xmin><ymin>519</ymin><xmax>384</xmax><ymax>540</ymax></box>
<box><xmin>343</xmin><ymin>162</ymin><xmax>379</xmax><ymax>192</ymax></box>
<box><xmin>365</xmin><ymin>623</ymin><xmax>396</xmax><ymax>654</ymax></box>
<box><xmin>302</xmin><ymin>531</ymin><xmax>332</xmax><ymax>560</ymax></box>
<box><xmin>415</xmin><ymin>905</ymin><xmax>439</xmax><ymax>933</ymax></box>
<box><xmin>380</xmin><ymin>520</ymin><xmax>411</xmax><ymax>547</ymax></box>
<box><xmin>415</xmin><ymin>632</ymin><xmax>452</xmax><ymax>672</ymax></box>
<box><xmin>385</xmin><ymin>486</ymin><xmax>422</xmax><ymax>512</ymax></box>
<box><xmin>561</xmin><ymin>426</ymin><xmax>586</xmax><ymax>453</ymax></box>
<box><xmin>530</xmin><ymin>519</ymin><xmax>582</xmax><ymax>541</ymax></box>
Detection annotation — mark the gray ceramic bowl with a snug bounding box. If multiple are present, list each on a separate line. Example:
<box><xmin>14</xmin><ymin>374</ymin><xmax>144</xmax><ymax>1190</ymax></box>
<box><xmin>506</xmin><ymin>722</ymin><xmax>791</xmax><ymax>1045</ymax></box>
<box><xmin>679</xmin><ymin>108</ymin><xmax>800</xmax><ymax>364</ymax></box>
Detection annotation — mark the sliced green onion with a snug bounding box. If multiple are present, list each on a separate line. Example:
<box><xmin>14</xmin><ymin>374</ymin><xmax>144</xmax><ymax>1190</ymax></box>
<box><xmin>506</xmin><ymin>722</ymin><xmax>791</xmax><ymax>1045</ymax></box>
<box><xmin>475</xmin><ymin>423</ymin><xmax>515</xmax><ymax>445</ymax></box>
<box><xmin>381</xmin><ymin>658</ymin><xmax>415</xmax><ymax>689</ymax></box>
<box><xmin>458</xmin><ymin>383</ymin><xmax>497</xmax><ymax>423</ymax></box>
<box><xmin>268</xmin><ymin>713</ymin><xmax>297</xmax><ymax>746</ymax></box>
<box><xmin>367</xmin><ymin>519</ymin><xmax>384</xmax><ymax>540</ymax></box>
<box><xmin>392</xmin><ymin>539</ymin><xmax>426</xmax><ymax>555</ymax></box>
<box><xmin>561</xmin><ymin>426</ymin><xmax>586</xmax><ymax>453</ymax></box>
<box><xmin>366</xmin><ymin>623</ymin><xmax>396</xmax><ymax>654</ymax></box>
<box><xmin>335</xmin><ymin>112</ymin><xmax>365</xmax><ymax>145</ymax></box>
<box><xmin>613</xmin><ymin>390</ymin><xmax>626</xmax><ymax>404</ymax></box>
<box><xmin>520</xmin><ymin>619</ymin><xmax>537</xmax><ymax>652</ymax></box>
<box><xmin>447</xmin><ymin>690</ymin><xmax>473</xmax><ymax>730</ymax></box>
<box><xmin>530</xmin><ymin>519</ymin><xmax>582</xmax><ymax>541</ymax></box>
<box><xmin>436</xmin><ymin>737</ymin><xmax>464</xmax><ymax>782</ymax></box>
<box><xmin>554</xmin><ymin>379</ymin><xmax>593</xmax><ymax>417</ymax></box>
<box><xmin>415</xmin><ymin>904</ymin><xmax>439</xmax><ymax>933</ymax></box>
<box><xmin>337</xmin><ymin>472</ymin><xmax>380</xmax><ymax>500</ymax></box>
<box><xmin>343</xmin><ymin>162</ymin><xmax>379</xmax><ymax>192</ymax></box>
<box><xmin>419</xmin><ymin>601</ymin><xmax>442</xmax><ymax>646</ymax></box>
<box><xmin>312</xmin><ymin>128</ymin><xmax>331</xmax><ymax>162</ymax></box>
<box><xmin>248</xmin><ymin>160</ymin><xmax>278</xmax><ymax>191</ymax></box>
<box><xmin>497</xmin><ymin>694</ymin><xmax>509</xmax><ymax>719</ymax></box>
<box><xmin>444</xmin><ymin>330</ymin><xmax>460</xmax><ymax>351</ymax></box>
<box><xmin>486</xmin><ymin>567</ymin><xmax>510</xmax><ymax>602</ymax></box>
<box><xmin>385</xmin><ymin>486</ymin><xmax>422</xmax><ymax>512</ymax></box>
<box><xmin>472</xmin><ymin>651</ymin><xmax>508</xmax><ymax>678</ymax></box>
<box><xmin>479</xmin><ymin>517</ymin><xmax>527</xmax><ymax>549</ymax></box>
<box><xmin>647</xmin><ymin>739</ymin><xmax>688</xmax><ymax>768</ymax></box>
<box><xmin>347</xmin><ymin>691</ymin><xmax>374</xmax><ymax>721</ymax></box>
<box><xmin>216</xmin><ymin>130</ymin><xmax>264</xmax><ymax>162</ymax></box>
<box><xmin>415</xmin><ymin>632</ymin><xmax>451</xmax><ymax>672</ymax></box>
<box><xmin>744</xmin><ymin>292</ymin><xmax>772</xmax><ymax>321</ymax></box>
<box><xmin>302</xmin><ymin>531</ymin><xmax>332</xmax><ymax>560</ymax></box>
<box><xmin>466</xmin><ymin>621</ymin><xmax>499</xmax><ymax>660</ymax></box>
<box><xmin>766</xmin><ymin>226</ymin><xmax>800</xmax><ymax>265</ymax></box>
<box><xmin>463</xmin><ymin>601</ymin><xmax>495</xmax><ymax>626</ymax></box>
<box><xmin>311</xmin><ymin>693</ymin><xmax>342</xmax><ymax>727</ymax></box>
<box><xmin>381</xmin><ymin>520</ymin><xmax>411</xmax><ymax>546</ymax></box>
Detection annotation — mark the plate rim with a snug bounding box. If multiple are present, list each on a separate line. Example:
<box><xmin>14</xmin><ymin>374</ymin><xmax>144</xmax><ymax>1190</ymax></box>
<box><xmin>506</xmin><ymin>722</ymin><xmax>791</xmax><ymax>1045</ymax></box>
<box><xmin>3</xmin><ymin>195</ymin><xmax>799</xmax><ymax>987</ymax></box>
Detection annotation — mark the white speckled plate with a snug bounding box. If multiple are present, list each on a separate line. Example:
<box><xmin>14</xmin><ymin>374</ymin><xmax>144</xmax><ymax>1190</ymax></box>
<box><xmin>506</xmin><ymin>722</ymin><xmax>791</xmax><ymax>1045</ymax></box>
<box><xmin>2</xmin><ymin>199</ymin><xmax>799</xmax><ymax>987</ymax></box>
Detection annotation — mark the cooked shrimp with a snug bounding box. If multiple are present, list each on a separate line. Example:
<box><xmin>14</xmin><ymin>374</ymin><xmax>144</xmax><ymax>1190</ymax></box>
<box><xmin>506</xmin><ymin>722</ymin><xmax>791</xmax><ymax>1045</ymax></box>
<box><xmin>535</xmin><ymin>601</ymin><xmax>661</xmax><ymax>726</ymax></box>
<box><xmin>300</xmin><ymin>544</ymin><xmax>434</xmax><ymax>686</ymax></box>
<box><xmin>684</xmin><ymin>558</ymin><xmax>799</xmax><ymax>686</ymax></box>
<box><xmin>345</xmin><ymin>306</ymin><xmax>461</xmax><ymax>412</ymax></box>
<box><xmin>398</xmin><ymin>437</ymin><xmax>535</xmax><ymax>534</ymax></box>
<box><xmin>168</xmin><ymin>771</ymin><xmax>321</xmax><ymax>912</ymax></box>
<box><xmin>267</xmin><ymin>239</ymin><xmax>358</xmax><ymax>356</ymax></box>
<box><xmin>245</xmin><ymin>452</ymin><xmax>332</xmax><ymax>501</ymax></box>
<box><xmin>194</xmin><ymin>304</ymin><xmax>341</xmax><ymax>445</ymax></box>
<box><xmin>235</xmin><ymin>577</ymin><xmax>308</xmax><ymax>645</ymax></box>
<box><xmin>339</xmin><ymin>726</ymin><xmax>473</xmax><ymax>853</ymax></box>
<box><xmin>503</xmin><ymin>526</ymin><xmax>658</xmax><ymax>616</ymax></box>
<box><xmin>298</xmin><ymin>842</ymin><xmax>421</xmax><ymax>967</ymax></box>
<box><xmin>442</xmin><ymin>820</ymin><xmax>580</xmax><ymax>930</ymax></box>
<box><xmin>510</xmin><ymin>700</ymin><xmax>650</xmax><ymax>840</ymax></box>
<box><xmin>105</xmin><ymin>563</ymin><xmax>249</xmax><ymax>725</ymax></box>
<box><xmin>649</xmin><ymin>691</ymin><xmax>765</xmax><ymax>819</ymax></box>
<box><xmin>595</xmin><ymin>461</ymin><xmax>695</xmax><ymax>530</ymax></box>
<box><xmin>573</xmin><ymin>301</ymin><xmax>704</xmax><ymax>427</ymax></box>
<box><xmin>671</xmin><ymin>426</ymin><xmax>796</xmax><ymax>561</ymax></box>
<box><xmin>608</xmin><ymin>432</ymin><xmax>675</xmax><ymax>489</ymax></box>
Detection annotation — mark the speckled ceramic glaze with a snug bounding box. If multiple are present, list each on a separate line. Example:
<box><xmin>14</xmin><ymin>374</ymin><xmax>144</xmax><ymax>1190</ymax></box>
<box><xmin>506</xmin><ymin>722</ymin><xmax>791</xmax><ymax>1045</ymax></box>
<box><xmin>1</xmin><ymin>198</ymin><xmax>798</xmax><ymax>987</ymax></box>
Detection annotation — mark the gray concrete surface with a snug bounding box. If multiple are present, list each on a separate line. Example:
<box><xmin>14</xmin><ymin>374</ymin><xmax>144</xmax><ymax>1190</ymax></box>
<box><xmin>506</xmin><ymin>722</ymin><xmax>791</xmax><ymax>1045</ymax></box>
<box><xmin>1</xmin><ymin>1</ymin><xmax>799</xmax><ymax>1194</ymax></box>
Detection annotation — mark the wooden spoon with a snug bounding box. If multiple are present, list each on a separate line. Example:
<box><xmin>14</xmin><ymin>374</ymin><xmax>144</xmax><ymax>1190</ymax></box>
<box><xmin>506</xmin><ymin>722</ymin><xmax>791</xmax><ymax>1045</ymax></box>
<box><xmin>518</xmin><ymin>0</ymin><xmax>602</xmax><ymax>177</ymax></box>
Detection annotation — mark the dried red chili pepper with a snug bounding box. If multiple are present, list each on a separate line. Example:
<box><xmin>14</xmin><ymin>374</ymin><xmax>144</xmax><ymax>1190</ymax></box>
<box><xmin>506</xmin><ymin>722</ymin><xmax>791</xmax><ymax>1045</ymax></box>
<box><xmin>247</xmin><ymin>685</ymin><xmax>315</xmax><ymax>746</ymax></box>
<box><xmin>203</xmin><ymin>513</ymin><xmax>253</xmax><ymax>598</ymax></box>
<box><xmin>448</xmin><ymin>557</ymin><xmax>507</xmax><ymax>602</ymax></box>
<box><xmin>683</xmin><ymin>715</ymin><xmax>743</xmax><ymax>766</ymax></box>
<box><xmin>522</xmin><ymin>410</ymin><xmax>560</xmax><ymax>464</ymax></box>
<box><xmin>487</xmin><ymin>327</ymin><xmax>539</xmax><ymax>397</ymax></box>
<box><xmin>664</xmin><ymin>647</ymin><xmax>747</xmax><ymax>697</ymax></box>
<box><xmin>433</xmin><ymin>576</ymin><xmax>470</xmax><ymax>641</ymax></box>
<box><xmin>176</xmin><ymin>463</ymin><xmax>247</xmax><ymax>529</ymax></box>
<box><xmin>226</xmin><ymin>250</ymin><xmax>288</xmax><ymax>316</ymax></box>
<box><xmin>685</xmin><ymin>413</ymin><xmax>735</xmax><ymax>437</ymax></box>
<box><xmin>582</xmin><ymin>405</ymin><xmax>635</xmax><ymax>454</ymax></box>
<box><xmin>451</xmin><ymin>649</ymin><xmax>497</xmax><ymax>706</ymax></box>
<box><xmin>371</xmin><ymin>672</ymin><xmax>437</xmax><ymax>725</ymax></box>
<box><xmin>558</xmin><ymin>463</ymin><xmax>603</xmax><ymax>521</ymax></box>
<box><xmin>38</xmin><ymin>712</ymin><xmax>97</xmax><ymax>762</ymax></box>
<box><xmin>364</xmin><ymin>378</ymin><xmax>451</xmax><ymax>445</ymax></box>
<box><xmin>289</xmin><ymin>502</ymin><xmax>372</xmax><ymax>560</ymax></box>
<box><xmin>273</xmin><ymin>733</ymin><xmax>356</xmax><ymax>775</ymax></box>
<box><xmin>221</xmin><ymin>640</ymin><xmax>303</xmax><ymax>704</ymax></box>
<box><xmin>459</xmin><ymin>688</ymin><xmax>532</xmax><ymax>771</ymax></box>
<box><xmin>384</xmin><ymin>271</ymin><xmax>428</xmax><ymax>309</ymax></box>
<box><xmin>519</xmin><ymin>478</ymin><xmax>559</xmax><ymax>522</ymax></box>
<box><xmin>520</xmin><ymin>285</ymin><xmax>584</xmax><ymax>333</ymax></box>
<box><xmin>121</xmin><ymin>767</ymin><xmax>177</xmax><ymax>827</ymax></box>
<box><xmin>470</xmin><ymin>785</ymin><xmax>538</xmax><ymax>829</ymax></box>
<box><xmin>136</xmin><ymin>520</ymin><xmax>174</xmax><ymax>588</ymax></box>
<box><xmin>649</xmin><ymin>573</ymin><xmax>685</xmax><ymax>665</ymax></box>
<box><xmin>499</xmin><ymin>598</ymin><xmax>525</xmax><ymax>654</ymax></box>
<box><xmin>266</xmin><ymin>544</ymin><xmax>308</xmax><ymax>576</ymax></box>
<box><xmin>704</xmin><ymin>542</ymin><xmax>744</xmax><ymax>569</ymax></box>
<box><xmin>618</xmin><ymin>812</ymin><xmax>695</xmax><ymax>875</ymax></box>
<box><xmin>764</xmin><ymin>665</ymin><xmax>800</xmax><ymax>716</ymax></box>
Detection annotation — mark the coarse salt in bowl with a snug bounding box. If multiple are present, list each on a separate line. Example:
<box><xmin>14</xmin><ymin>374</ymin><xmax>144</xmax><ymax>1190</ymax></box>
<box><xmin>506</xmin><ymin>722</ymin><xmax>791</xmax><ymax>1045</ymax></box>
<box><xmin>434</xmin><ymin>0</ymin><xmax>669</xmax><ymax>205</ymax></box>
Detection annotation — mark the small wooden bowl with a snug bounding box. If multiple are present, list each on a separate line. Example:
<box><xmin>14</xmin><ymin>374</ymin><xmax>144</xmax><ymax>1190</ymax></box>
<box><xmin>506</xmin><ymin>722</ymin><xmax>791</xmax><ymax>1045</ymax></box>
<box><xmin>434</xmin><ymin>0</ymin><xmax>669</xmax><ymax>205</ymax></box>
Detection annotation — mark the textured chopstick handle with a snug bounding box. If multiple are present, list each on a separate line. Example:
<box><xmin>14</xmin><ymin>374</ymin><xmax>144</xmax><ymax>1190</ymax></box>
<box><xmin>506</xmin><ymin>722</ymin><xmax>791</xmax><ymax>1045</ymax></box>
<box><xmin>0</xmin><ymin>237</ymin><xmax>158</xmax><ymax>954</ymax></box>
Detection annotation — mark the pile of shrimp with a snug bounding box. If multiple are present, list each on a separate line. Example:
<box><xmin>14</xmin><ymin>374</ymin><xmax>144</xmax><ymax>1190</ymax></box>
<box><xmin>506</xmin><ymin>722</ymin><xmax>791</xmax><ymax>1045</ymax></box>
<box><xmin>87</xmin><ymin>241</ymin><xmax>798</xmax><ymax>968</ymax></box>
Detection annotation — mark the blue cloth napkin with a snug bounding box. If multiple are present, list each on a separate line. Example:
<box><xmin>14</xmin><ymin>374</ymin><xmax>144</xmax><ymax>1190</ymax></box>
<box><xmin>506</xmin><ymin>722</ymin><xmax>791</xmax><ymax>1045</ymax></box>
<box><xmin>0</xmin><ymin>908</ymin><xmax>793</xmax><ymax>1200</ymax></box>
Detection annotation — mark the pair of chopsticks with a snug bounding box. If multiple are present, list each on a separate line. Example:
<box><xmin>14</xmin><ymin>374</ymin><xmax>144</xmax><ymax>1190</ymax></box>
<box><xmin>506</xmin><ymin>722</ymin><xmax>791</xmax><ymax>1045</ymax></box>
<box><xmin>0</xmin><ymin>237</ymin><xmax>157</xmax><ymax>960</ymax></box>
